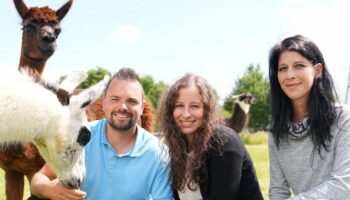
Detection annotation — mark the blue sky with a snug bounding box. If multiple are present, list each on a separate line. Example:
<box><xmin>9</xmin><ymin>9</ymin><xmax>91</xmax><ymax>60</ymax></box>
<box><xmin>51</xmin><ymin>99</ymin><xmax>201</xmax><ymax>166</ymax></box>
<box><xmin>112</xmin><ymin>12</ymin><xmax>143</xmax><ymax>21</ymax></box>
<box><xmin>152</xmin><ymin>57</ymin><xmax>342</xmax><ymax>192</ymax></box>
<box><xmin>1</xmin><ymin>0</ymin><xmax>350</xmax><ymax>103</ymax></box>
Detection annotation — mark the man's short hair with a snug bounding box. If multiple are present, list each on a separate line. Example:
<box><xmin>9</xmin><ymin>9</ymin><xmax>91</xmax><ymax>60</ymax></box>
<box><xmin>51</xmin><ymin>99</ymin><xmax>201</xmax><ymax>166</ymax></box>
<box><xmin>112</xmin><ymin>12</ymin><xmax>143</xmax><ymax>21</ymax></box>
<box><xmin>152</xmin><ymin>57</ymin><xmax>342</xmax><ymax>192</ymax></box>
<box><xmin>104</xmin><ymin>68</ymin><xmax>144</xmax><ymax>98</ymax></box>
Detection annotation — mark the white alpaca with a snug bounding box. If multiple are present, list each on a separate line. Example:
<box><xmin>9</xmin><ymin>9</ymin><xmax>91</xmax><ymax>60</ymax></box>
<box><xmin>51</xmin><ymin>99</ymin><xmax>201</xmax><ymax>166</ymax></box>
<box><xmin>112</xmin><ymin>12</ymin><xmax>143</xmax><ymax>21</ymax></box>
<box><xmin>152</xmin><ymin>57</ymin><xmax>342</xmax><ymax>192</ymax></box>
<box><xmin>0</xmin><ymin>71</ymin><xmax>109</xmax><ymax>188</ymax></box>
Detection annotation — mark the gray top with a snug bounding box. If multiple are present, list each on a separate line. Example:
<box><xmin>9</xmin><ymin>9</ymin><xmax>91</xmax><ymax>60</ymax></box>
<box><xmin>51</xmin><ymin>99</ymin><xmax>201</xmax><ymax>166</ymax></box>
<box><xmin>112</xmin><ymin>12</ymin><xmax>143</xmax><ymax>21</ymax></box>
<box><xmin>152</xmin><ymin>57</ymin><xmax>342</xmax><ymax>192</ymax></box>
<box><xmin>269</xmin><ymin>105</ymin><xmax>350</xmax><ymax>200</ymax></box>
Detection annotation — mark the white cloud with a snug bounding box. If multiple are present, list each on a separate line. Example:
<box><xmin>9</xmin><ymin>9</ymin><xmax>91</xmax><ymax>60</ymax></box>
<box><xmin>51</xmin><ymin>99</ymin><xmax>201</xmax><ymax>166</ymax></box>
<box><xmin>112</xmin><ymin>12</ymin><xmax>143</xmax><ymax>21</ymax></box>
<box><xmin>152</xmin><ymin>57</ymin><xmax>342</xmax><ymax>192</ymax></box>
<box><xmin>111</xmin><ymin>24</ymin><xmax>141</xmax><ymax>45</ymax></box>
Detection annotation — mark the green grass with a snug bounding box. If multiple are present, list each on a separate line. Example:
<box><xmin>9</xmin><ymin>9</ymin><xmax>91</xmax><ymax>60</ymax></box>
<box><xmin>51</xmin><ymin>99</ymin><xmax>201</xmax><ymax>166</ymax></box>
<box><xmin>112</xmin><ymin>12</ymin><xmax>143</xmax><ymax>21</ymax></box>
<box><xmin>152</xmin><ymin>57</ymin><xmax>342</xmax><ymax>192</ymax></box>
<box><xmin>0</xmin><ymin>137</ymin><xmax>270</xmax><ymax>200</ymax></box>
<box><xmin>240</xmin><ymin>131</ymin><xmax>268</xmax><ymax>145</ymax></box>
<box><xmin>246</xmin><ymin>144</ymin><xmax>269</xmax><ymax>200</ymax></box>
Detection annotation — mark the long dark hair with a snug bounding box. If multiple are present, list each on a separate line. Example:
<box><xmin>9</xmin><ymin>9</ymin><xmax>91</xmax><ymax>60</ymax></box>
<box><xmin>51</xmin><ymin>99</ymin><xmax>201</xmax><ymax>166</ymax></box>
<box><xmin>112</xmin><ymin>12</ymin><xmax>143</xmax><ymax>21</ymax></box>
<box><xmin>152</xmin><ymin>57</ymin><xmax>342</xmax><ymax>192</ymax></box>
<box><xmin>268</xmin><ymin>35</ymin><xmax>338</xmax><ymax>154</ymax></box>
<box><xmin>157</xmin><ymin>73</ymin><xmax>221</xmax><ymax>191</ymax></box>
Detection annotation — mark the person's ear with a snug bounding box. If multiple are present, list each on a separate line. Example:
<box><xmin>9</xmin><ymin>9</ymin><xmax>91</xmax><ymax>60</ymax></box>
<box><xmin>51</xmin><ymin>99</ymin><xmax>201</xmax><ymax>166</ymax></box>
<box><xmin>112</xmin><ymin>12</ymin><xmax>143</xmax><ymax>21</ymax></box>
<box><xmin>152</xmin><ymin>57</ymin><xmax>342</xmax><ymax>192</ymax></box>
<box><xmin>314</xmin><ymin>63</ymin><xmax>323</xmax><ymax>79</ymax></box>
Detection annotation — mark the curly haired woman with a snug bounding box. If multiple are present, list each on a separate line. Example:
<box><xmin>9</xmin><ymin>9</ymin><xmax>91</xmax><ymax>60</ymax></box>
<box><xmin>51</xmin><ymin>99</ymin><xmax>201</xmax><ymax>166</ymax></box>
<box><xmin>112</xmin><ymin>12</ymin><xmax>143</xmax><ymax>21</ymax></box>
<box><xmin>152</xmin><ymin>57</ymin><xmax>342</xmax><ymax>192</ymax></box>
<box><xmin>158</xmin><ymin>73</ymin><xmax>263</xmax><ymax>200</ymax></box>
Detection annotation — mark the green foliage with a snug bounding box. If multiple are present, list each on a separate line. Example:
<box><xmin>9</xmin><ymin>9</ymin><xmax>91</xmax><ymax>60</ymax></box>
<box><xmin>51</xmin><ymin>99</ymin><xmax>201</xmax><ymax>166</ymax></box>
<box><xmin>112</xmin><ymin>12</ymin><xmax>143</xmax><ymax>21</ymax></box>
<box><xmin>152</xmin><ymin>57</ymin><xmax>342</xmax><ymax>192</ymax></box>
<box><xmin>220</xmin><ymin>106</ymin><xmax>231</xmax><ymax>118</ymax></box>
<box><xmin>224</xmin><ymin>64</ymin><xmax>270</xmax><ymax>131</ymax></box>
<box><xmin>141</xmin><ymin>75</ymin><xmax>168</xmax><ymax>109</ymax></box>
<box><xmin>78</xmin><ymin>67</ymin><xmax>112</xmax><ymax>89</ymax></box>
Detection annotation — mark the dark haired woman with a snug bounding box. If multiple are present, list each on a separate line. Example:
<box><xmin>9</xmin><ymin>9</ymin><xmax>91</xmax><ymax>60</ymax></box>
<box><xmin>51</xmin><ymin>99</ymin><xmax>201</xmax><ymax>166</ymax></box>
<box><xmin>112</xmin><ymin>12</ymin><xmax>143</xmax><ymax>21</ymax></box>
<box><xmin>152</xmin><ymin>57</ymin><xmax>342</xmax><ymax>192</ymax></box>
<box><xmin>158</xmin><ymin>73</ymin><xmax>263</xmax><ymax>200</ymax></box>
<box><xmin>268</xmin><ymin>35</ymin><xmax>350</xmax><ymax>199</ymax></box>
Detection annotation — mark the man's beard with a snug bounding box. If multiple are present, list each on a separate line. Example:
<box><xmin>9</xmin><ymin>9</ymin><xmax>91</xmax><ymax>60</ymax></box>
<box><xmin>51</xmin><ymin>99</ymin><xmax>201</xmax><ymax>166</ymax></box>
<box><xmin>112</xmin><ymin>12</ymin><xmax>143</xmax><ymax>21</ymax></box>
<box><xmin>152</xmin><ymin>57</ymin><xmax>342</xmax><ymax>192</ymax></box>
<box><xmin>107</xmin><ymin>111</ymin><xmax>137</xmax><ymax>132</ymax></box>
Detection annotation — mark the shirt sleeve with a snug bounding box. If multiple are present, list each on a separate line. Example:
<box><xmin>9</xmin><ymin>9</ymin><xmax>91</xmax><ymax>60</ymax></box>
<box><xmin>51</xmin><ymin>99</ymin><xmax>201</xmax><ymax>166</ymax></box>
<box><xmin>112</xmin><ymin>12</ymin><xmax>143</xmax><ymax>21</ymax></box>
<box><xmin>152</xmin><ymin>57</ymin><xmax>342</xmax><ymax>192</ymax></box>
<box><xmin>268</xmin><ymin>132</ymin><xmax>292</xmax><ymax>200</ymax></box>
<box><xmin>150</xmin><ymin>145</ymin><xmax>173</xmax><ymax>200</ymax></box>
<box><xmin>289</xmin><ymin>115</ymin><xmax>350</xmax><ymax>200</ymax></box>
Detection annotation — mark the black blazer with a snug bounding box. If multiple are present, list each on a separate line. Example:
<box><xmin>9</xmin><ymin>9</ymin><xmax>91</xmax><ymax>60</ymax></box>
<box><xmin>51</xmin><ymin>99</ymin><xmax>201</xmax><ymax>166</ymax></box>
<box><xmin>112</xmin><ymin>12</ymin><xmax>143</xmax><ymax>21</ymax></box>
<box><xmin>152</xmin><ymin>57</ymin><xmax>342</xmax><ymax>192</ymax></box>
<box><xmin>174</xmin><ymin>125</ymin><xmax>263</xmax><ymax>200</ymax></box>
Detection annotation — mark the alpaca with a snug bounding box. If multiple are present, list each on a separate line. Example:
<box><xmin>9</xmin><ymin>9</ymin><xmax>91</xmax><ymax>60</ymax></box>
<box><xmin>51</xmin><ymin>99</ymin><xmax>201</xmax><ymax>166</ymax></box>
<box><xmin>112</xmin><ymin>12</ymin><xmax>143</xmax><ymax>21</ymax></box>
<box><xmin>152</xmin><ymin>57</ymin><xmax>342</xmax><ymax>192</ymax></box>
<box><xmin>0</xmin><ymin>71</ymin><xmax>109</xmax><ymax>188</ymax></box>
<box><xmin>0</xmin><ymin>71</ymin><xmax>87</xmax><ymax>199</ymax></box>
<box><xmin>224</xmin><ymin>92</ymin><xmax>256</xmax><ymax>133</ymax></box>
<box><xmin>0</xmin><ymin>1</ymin><xmax>74</xmax><ymax>199</ymax></box>
<box><xmin>13</xmin><ymin>0</ymin><xmax>155</xmax><ymax>128</ymax></box>
<box><xmin>14</xmin><ymin>0</ymin><xmax>73</xmax><ymax>82</ymax></box>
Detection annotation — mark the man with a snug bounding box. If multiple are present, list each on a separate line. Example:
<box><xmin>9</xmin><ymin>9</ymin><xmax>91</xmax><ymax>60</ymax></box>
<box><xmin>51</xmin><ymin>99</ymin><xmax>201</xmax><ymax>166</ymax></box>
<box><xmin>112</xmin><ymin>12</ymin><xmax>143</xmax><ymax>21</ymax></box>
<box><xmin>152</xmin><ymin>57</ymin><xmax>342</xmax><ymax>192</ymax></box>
<box><xmin>29</xmin><ymin>68</ymin><xmax>173</xmax><ymax>200</ymax></box>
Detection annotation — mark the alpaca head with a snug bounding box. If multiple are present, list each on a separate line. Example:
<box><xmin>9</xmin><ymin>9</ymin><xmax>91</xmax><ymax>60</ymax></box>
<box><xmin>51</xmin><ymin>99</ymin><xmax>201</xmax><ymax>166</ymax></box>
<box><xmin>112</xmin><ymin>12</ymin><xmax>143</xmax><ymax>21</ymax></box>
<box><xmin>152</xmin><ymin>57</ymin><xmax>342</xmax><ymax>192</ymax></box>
<box><xmin>14</xmin><ymin>0</ymin><xmax>73</xmax><ymax>79</ymax></box>
<box><xmin>232</xmin><ymin>92</ymin><xmax>256</xmax><ymax>114</ymax></box>
<box><xmin>34</xmin><ymin>75</ymin><xmax>109</xmax><ymax>189</ymax></box>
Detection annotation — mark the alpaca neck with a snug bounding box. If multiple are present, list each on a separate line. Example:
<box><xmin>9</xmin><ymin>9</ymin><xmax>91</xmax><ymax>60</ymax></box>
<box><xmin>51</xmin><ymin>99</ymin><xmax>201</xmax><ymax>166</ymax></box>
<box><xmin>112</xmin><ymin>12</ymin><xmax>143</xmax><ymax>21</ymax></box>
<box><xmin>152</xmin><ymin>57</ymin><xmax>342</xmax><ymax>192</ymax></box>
<box><xmin>228</xmin><ymin>104</ymin><xmax>249</xmax><ymax>133</ymax></box>
<box><xmin>18</xmin><ymin>53</ymin><xmax>46</xmax><ymax>81</ymax></box>
<box><xmin>236</xmin><ymin>101</ymin><xmax>250</xmax><ymax>114</ymax></box>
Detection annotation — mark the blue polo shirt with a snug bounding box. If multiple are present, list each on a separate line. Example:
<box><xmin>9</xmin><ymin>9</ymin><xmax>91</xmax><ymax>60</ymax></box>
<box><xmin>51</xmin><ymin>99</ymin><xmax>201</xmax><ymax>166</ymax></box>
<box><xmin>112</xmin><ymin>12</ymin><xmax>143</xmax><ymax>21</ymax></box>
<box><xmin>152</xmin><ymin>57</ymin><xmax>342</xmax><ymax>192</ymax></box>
<box><xmin>80</xmin><ymin>119</ymin><xmax>173</xmax><ymax>200</ymax></box>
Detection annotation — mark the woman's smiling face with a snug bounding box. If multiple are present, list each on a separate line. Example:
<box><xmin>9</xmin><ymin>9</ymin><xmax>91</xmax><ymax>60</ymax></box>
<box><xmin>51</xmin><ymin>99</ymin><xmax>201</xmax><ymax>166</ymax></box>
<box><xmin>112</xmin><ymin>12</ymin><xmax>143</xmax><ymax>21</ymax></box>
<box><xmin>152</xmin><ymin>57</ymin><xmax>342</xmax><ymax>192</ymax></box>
<box><xmin>277</xmin><ymin>51</ymin><xmax>322</xmax><ymax>105</ymax></box>
<box><xmin>173</xmin><ymin>85</ymin><xmax>205</xmax><ymax>142</ymax></box>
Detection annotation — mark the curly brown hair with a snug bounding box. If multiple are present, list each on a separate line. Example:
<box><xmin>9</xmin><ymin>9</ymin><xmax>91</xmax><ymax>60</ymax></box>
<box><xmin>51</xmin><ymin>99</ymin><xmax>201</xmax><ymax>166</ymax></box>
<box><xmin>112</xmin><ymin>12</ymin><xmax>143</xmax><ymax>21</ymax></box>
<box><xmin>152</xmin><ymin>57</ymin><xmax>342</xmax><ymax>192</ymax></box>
<box><xmin>157</xmin><ymin>73</ymin><xmax>221</xmax><ymax>191</ymax></box>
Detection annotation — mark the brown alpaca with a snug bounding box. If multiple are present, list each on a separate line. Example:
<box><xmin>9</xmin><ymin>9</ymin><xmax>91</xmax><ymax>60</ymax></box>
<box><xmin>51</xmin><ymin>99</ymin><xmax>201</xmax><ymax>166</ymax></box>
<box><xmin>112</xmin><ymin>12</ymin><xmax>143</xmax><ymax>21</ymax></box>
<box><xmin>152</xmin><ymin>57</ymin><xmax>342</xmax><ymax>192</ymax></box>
<box><xmin>223</xmin><ymin>92</ymin><xmax>256</xmax><ymax>133</ymax></box>
<box><xmin>1</xmin><ymin>1</ymin><xmax>154</xmax><ymax>199</ymax></box>
<box><xmin>15</xmin><ymin>0</ymin><xmax>73</xmax><ymax>82</ymax></box>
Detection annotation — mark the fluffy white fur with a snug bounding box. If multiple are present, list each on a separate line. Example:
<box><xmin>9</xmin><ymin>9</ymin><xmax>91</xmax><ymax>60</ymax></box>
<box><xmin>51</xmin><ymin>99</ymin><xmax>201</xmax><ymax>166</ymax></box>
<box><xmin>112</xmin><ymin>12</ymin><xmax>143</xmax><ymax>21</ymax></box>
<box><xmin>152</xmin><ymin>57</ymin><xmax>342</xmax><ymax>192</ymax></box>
<box><xmin>0</xmin><ymin>71</ymin><xmax>109</xmax><ymax>188</ymax></box>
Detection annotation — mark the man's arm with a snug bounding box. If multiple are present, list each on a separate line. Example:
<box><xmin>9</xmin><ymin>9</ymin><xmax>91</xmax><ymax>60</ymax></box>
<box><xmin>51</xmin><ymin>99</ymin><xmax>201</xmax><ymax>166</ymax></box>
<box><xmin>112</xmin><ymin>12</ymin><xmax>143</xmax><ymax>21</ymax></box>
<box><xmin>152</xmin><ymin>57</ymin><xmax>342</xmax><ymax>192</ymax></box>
<box><xmin>30</xmin><ymin>163</ymin><xmax>86</xmax><ymax>200</ymax></box>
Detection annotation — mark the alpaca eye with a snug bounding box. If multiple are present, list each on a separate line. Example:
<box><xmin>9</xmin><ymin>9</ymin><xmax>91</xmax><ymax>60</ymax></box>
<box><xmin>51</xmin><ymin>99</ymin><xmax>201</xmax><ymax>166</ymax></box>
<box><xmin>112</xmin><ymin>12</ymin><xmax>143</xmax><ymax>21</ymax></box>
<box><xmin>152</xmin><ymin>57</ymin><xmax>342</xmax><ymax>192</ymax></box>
<box><xmin>55</xmin><ymin>28</ymin><xmax>62</xmax><ymax>36</ymax></box>
<box><xmin>23</xmin><ymin>25</ymin><xmax>35</xmax><ymax>33</ymax></box>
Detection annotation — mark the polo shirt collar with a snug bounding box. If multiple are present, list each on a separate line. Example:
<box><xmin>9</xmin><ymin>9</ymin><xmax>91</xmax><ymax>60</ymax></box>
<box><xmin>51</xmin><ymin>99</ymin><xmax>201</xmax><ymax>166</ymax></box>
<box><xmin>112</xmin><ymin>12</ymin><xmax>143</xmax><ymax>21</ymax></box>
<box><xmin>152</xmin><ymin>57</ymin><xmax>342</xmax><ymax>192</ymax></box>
<box><xmin>101</xmin><ymin>120</ymin><xmax>144</xmax><ymax>157</ymax></box>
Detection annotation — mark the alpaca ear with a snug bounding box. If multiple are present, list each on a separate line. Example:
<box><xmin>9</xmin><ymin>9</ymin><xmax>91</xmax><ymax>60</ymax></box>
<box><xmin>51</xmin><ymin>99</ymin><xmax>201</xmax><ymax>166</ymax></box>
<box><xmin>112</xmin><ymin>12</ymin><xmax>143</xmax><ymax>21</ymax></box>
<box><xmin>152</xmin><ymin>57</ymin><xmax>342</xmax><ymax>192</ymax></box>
<box><xmin>13</xmin><ymin>0</ymin><xmax>29</xmax><ymax>19</ymax></box>
<box><xmin>231</xmin><ymin>95</ymin><xmax>240</xmax><ymax>100</ymax></box>
<box><xmin>56</xmin><ymin>0</ymin><xmax>73</xmax><ymax>21</ymax></box>
<box><xmin>59</xmin><ymin>71</ymin><xmax>88</xmax><ymax>94</ymax></box>
<box><xmin>71</xmin><ymin>75</ymin><xmax>110</xmax><ymax>109</ymax></box>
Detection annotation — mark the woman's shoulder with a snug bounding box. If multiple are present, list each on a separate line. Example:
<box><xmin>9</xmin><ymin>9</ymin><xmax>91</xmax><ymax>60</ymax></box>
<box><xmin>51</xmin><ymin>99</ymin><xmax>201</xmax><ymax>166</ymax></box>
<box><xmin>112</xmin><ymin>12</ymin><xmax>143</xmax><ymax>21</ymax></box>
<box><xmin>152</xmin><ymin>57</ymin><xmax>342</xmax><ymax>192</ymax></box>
<box><xmin>211</xmin><ymin>125</ymin><xmax>245</xmax><ymax>154</ymax></box>
<box><xmin>335</xmin><ymin>104</ymin><xmax>350</xmax><ymax>124</ymax></box>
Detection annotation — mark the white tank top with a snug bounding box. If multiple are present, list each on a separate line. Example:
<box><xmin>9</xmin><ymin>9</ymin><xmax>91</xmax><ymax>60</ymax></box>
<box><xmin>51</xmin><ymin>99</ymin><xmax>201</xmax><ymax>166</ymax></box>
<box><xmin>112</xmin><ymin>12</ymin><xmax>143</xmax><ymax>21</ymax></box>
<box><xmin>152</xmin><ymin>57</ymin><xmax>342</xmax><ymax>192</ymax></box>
<box><xmin>178</xmin><ymin>151</ymin><xmax>203</xmax><ymax>200</ymax></box>
<box><xmin>178</xmin><ymin>186</ymin><xmax>202</xmax><ymax>200</ymax></box>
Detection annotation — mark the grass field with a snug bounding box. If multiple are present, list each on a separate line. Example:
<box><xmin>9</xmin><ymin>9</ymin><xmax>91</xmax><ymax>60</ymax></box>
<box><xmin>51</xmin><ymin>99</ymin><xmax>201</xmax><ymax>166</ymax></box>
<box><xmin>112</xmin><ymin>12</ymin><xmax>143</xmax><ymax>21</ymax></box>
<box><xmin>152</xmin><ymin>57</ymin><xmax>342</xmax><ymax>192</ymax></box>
<box><xmin>246</xmin><ymin>144</ymin><xmax>269</xmax><ymax>199</ymax></box>
<box><xmin>0</xmin><ymin>143</ymin><xmax>270</xmax><ymax>200</ymax></box>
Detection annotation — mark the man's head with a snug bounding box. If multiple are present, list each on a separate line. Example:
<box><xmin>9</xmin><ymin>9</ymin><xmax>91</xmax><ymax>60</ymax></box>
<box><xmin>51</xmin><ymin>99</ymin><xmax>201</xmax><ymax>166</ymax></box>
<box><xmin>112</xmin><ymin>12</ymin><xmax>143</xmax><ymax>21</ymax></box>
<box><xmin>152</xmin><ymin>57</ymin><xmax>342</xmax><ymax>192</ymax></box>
<box><xmin>103</xmin><ymin>68</ymin><xmax>144</xmax><ymax>132</ymax></box>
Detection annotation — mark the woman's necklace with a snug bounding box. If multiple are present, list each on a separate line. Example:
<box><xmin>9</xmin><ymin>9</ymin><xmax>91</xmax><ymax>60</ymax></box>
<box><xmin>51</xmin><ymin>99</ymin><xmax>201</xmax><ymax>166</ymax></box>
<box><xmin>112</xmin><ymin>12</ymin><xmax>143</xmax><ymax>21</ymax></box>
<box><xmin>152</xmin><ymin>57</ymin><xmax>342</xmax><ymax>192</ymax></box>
<box><xmin>288</xmin><ymin>116</ymin><xmax>310</xmax><ymax>139</ymax></box>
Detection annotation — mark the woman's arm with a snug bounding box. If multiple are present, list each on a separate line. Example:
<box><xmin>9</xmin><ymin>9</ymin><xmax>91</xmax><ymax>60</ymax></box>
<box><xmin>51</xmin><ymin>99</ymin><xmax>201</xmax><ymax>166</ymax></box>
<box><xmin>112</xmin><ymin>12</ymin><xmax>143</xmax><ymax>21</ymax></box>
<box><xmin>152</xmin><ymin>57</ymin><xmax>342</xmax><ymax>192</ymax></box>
<box><xmin>289</xmin><ymin>117</ymin><xmax>350</xmax><ymax>200</ymax></box>
<box><xmin>268</xmin><ymin>132</ymin><xmax>292</xmax><ymax>200</ymax></box>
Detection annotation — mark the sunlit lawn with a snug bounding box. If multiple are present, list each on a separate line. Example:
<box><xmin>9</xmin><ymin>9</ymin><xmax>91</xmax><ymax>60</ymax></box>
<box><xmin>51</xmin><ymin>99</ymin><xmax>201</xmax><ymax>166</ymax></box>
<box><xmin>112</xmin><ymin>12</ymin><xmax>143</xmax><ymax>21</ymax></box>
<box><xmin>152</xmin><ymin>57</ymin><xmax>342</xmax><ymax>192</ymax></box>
<box><xmin>0</xmin><ymin>143</ymin><xmax>269</xmax><ymax>200</ymax></box>
<box><xmin>246</xmin><ymin>143</ymin><xmax>269</xmax><ymax>200</ymax></box>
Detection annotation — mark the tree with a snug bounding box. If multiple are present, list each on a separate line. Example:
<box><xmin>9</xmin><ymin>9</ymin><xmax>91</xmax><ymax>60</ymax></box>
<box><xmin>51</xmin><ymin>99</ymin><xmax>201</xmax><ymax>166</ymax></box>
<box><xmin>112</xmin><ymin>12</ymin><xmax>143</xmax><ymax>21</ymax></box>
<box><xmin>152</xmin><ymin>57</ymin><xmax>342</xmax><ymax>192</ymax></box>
<box><xmin>141</xmin><ymin>75</ymin><xmax>168</xmax><ymax>109</ymax></box>
<box><xmin>223</xmin><ymin>64</ymin><xmax>270</xmax><ymax>131</ymax></box>
<box><xmin>78</xmin><ymin>67</ymin><xmax>111</xmax><ymax>89</ymax></box>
